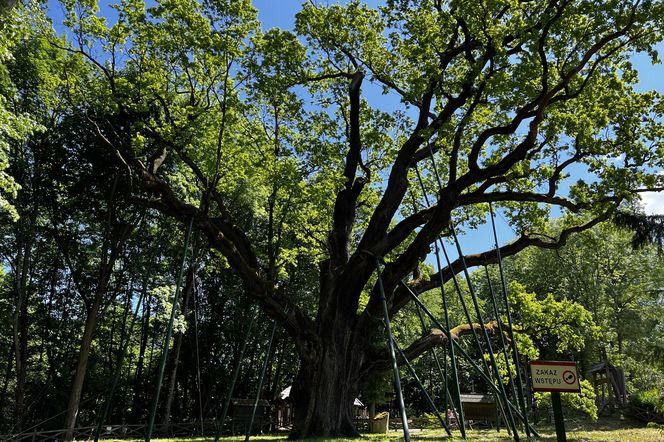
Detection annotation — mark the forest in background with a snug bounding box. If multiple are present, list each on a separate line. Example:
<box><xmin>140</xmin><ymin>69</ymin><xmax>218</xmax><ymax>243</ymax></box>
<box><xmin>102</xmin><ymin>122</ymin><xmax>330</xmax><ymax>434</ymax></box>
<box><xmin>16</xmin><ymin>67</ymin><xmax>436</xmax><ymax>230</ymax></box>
<box><xmin>2</xmin><ymin>178</ymin><xmax>663</xmax><ymax>433</ymax></box>
<box><xmin>1</xmin><ymin>0</ymin><xmax>664</xmax><ymax>438</ymax></box>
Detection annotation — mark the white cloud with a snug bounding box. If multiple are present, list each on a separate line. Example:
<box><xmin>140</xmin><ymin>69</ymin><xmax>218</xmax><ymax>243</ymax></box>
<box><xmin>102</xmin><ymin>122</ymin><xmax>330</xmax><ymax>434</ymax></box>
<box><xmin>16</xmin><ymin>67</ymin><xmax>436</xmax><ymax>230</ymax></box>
<box><xmin>640</xmin><ymin>191</ymin><xmax>664</xmax><ymax>215</ymax></box>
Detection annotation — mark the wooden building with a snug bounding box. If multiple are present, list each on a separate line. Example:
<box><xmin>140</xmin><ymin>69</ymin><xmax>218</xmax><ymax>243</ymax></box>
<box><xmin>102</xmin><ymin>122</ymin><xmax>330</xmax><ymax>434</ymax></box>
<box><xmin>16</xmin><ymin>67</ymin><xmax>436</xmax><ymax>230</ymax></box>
<box><xmin>230</xmin><ymin>398</ymin><xmax>271</xmax><ymax>435</ymax></box>
<box><xmin>587</xmin><ymin>361</ymin><xmax>628</xmax><ymax>414</ymax></box>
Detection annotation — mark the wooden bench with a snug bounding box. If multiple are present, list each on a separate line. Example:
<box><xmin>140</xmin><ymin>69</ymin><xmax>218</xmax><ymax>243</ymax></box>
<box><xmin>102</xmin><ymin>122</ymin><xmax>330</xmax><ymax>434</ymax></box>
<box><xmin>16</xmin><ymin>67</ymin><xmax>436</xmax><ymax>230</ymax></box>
<box><xmin>460</xmin><ymin>393</ymin><xmax>497</xmax><ymax>428</ymax></box>
<box><xmin>230</xmin><ymin>398</ymin><xmax>271</xmax><ymax>435</ymax></box>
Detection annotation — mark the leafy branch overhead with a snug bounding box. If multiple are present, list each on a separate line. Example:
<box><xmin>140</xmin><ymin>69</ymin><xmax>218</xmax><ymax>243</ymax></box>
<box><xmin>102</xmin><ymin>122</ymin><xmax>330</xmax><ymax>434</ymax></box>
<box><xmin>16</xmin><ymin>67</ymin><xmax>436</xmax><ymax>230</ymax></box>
<box><xmin>50</xmin><ymin>0</ymin><xmax>664</xmax><ymax>346</ymax></box>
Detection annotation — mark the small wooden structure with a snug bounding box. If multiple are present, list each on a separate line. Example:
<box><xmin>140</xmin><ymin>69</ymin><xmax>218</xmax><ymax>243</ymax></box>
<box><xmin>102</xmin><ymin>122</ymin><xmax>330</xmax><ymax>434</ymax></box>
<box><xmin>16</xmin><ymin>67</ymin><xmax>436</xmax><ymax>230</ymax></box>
<box><xmin>231</xmin><ymin>398</ymin><xmax>270</xmax><ymax>435</ymax></box>
<box><xmin>587</xmin><ymin>361</ymin><xmax>628</xmax><ymax>414</ymax></box>
<box><xmin>460</xmin><ymin>393</ymin><xmax>497</xmax><ymax>427</ymax></box>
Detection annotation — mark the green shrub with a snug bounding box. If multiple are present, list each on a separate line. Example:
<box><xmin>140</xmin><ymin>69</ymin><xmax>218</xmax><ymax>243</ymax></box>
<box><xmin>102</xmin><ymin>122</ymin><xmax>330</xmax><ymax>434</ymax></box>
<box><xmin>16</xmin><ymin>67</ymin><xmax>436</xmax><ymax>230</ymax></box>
<box><xmin>534</xmin><ymin>379</ymin><xmax>598</xmax><ymax>421</ymax></box>
<box><xmin>631</xmin><ymin>389</ymin><xmax>664</xmax><ymax>416</ymax></box>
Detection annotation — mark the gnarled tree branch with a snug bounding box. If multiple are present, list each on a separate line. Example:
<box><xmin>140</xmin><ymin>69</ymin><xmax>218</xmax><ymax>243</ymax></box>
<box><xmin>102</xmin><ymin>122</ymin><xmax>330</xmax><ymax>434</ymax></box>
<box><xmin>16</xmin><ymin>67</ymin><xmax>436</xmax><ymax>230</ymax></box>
<box><xmin>389</xmin><ymin>206</ymin><xmax>616</xmax><ymax>314</ymax></box>
<box><xmin>364</xmin><ymin>321</ymin><xmax>502</xmax><ymax>375</ymax></box>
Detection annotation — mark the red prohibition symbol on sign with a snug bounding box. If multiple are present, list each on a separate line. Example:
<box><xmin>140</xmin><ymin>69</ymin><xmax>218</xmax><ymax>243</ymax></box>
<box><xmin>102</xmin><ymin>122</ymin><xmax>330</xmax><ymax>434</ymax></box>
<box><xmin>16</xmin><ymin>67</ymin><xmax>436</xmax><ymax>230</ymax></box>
<box><xmin>562</xmin><ymin>370</ymin><xmax>577</xmax><ymax>385</ymax></box>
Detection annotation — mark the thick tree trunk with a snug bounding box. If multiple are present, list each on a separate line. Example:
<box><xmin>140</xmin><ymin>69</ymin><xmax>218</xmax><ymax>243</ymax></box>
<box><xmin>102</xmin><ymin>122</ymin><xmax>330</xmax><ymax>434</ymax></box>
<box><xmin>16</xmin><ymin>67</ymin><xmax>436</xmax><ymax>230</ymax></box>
<box><xmin>289</xmin><ymin>272</ymin><xmax>369</xmax><ymax>439</ymax></box>
<box><xmin>290</xmin><ymin>349</ymin><xmax>362</xmax><ymax>439</ymax></box>
<box><xmin>286</xmin><ymin>269</ymin><xmax>502</xmax><ymax>439</ymax></box>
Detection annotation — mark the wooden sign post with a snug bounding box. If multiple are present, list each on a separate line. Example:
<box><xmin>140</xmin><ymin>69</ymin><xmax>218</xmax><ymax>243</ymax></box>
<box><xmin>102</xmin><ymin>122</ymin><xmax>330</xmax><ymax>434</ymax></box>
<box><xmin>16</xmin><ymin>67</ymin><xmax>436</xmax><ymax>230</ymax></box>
<box><xmin>529</xmin><ymin>360</ymin><xmax>581</xmax><ymax>442</ymax></box>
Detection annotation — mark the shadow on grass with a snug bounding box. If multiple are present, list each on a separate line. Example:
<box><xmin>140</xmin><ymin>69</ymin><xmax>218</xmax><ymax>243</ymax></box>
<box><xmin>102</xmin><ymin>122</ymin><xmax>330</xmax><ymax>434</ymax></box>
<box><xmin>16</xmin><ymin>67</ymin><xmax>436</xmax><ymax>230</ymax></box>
<box><xmin>107</xmin><ymin>418</ymin><xmax>664</xmax><ymax>442</ymax></box>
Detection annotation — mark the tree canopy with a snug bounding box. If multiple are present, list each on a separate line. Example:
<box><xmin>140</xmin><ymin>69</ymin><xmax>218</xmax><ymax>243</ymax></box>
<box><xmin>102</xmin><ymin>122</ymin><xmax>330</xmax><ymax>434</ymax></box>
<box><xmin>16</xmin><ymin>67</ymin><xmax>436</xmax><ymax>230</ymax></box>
<box><xmin>1</xmin><ymin>0</ymin><xmax>663</xmax><ymax>438</ymax></box>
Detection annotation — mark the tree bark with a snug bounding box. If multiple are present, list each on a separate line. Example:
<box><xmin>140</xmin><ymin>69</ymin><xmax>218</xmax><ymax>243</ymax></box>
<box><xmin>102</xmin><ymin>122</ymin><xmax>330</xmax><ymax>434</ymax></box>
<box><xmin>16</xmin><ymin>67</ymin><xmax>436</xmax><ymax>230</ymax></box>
<box><xmin>289</xmin><ymin>271</ymin><xmax>369</xmax><ymax>439</ymax></box>
<box><xmin>62</xmin><ymin>234</ymin><xmax>128</xmax><ymax>440</ymax></box>
<box><xmin>289</xmin><ymin>275</ymin><xmax>503</xmax><ymax>440</ymax></box>
<box><xmin>290</xmin><ymin>346</ymin><xmax>363</xmax><ymax>439</ymax></box>
<box><xmin>63</xmin><ymin>291</ymin><xmax>104</xmax><ymax>441</ymax></box>
<box><xmin>12</xmin><ymin>232</ymin><xmax>33</xmax><ymax>432</ymax></box>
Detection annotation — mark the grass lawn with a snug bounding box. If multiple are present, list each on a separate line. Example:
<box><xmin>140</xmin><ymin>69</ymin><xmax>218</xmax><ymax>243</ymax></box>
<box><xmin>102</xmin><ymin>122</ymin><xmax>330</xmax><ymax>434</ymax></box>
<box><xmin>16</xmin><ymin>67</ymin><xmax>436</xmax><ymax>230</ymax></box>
<box><xmin>105</xmin><ymin>418</ymin><xmax>664</xmax><ymax>442</ymax></box>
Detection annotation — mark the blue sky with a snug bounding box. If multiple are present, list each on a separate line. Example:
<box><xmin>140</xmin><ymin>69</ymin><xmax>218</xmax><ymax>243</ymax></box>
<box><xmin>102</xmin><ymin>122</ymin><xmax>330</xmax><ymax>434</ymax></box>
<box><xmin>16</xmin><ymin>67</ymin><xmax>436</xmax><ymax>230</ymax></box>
<box><xmin>46</xmin><ymin>0</ymin><xmax>664</xmax><ymax>260</ymax></box>
<box><xmin>250</xmin><ymin>0</ymin><xmax>664</xmax><ymax>259</ymax></box>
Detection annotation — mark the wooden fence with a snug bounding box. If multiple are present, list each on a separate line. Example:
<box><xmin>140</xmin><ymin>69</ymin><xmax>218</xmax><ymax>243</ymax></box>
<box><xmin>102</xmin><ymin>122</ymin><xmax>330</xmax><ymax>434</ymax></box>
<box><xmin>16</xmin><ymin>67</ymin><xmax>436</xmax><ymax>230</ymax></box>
<box><xmin>1</xmin><ymin>421</ymin><xmax>219</xmax><ymax>441</ymax></box>
<box><xmin>1</xmin><ymin>418</ymin><xmax>436</xmax><ymax>441</ymax></box>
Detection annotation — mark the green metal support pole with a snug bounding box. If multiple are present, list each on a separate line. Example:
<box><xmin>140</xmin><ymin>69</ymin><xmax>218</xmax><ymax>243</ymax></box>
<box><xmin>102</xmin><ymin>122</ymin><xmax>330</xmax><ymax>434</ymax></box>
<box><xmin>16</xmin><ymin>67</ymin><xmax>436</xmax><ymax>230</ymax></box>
<box><xmin>409</xmin><ymin>198</ymin><xmax>458</xmax><ymax>432</ymax></box>
<box><xmin>419</xmin><ymin>150</ymin><xmax>494</xmax><ymax>375</ymax></box>
<box><xmin>484</xmin><ymin>265</ymin><xmax>520</xmax><ymax>406</ymax></box>
<box><xmin>449</xmin><ymin>224</ymin><xmax>520</xmax><ymax>441</ymax></box>
<box><xmin>433</xmin><ymin>240</ymin><xmax>468</xmax><ymax>438</ymax></box>
<box><xmin>245</xmin><ymin>320</ymin><xmax>277</xmax><ymax>442</ymax></box>
<box><xmin>496</xmin><ymin>394</ymin><xmax>501</xmax><ymax>432</ymax></box>
<box><xmin>422</xmin><ymin>143</ymin><xmax>518</xmax><ymax>438</ymax></box>
<box><xmin>414</xmin><ymin>300</ymin><xmax>458</xmax><ymax>427</ymax></box>
<box><xmin>401</xmin><ymin>280</ymin><xmax>541</xmax><ymax>438</ymax></box>
<box><xmin>414</xmin><ymin>301</ymin><xmax>427</xmax><ymax>333</ymax></box>
<box><xmin>489</xmin><ymin>202</ymin><xmax>533</xmax><ymax>438</ymax></box>
<box><xmin>94</xmin><ymin>284</ymin><xmax>147</xmax><ymax>442</ymax></box>
<box><xmin>432</xmin><ymin>346</ymin><xmax>458</xmax><ymax>426</ymax></box>
<box><xmin>394</xmin><ymin>343</ymin><xmax>452</xmax><ymax>436</ymax></box>
<box><xmin>375</xmin><ymin>258</ymin><xmax>411</xmax><ymax>442</ymax></box>
<box><xmin>214</xmin><ymin>311</ymin><xmax>256</xmax><ymax>442</ymax></box>
<box><xmin>551</xmin><ymin>392</ymin><xmax>567</xmax><ymax>442</ymax></box>
<box><xmin>438</xmin><ymin>238</ymin><xmax>513</xmax><ymax>436</ymax></box>
<box><xmin>146</xmin><ymin>217</ymin><xmax>194</xmax><ymax>442</ymax></box>
<box><xmin>192</xmin><ymin>278</ymin><xmax>204</xmax><ymax>436</ymax></box>
<box><xmin>437</xmin><ymin>352</ymin><xmax>457</xmax><ymax>424</ymax></box>
<box><xmin>437</xmin><ymin>238</ymin><xmax>494</xmax><ymax>373</ymax></box>
<box><xmin>413</xmin><ymin>166</ymin><xmax>471</xmax><ymax>438</ymax></box>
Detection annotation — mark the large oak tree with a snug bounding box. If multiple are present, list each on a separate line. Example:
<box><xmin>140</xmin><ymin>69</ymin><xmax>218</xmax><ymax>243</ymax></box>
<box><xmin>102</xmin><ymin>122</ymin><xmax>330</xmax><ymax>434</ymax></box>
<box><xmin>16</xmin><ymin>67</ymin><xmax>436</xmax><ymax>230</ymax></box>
<box><xmin>50</xmin><ymin>0</ymin><xmax>664</xmax><ymax>437</ymax></box>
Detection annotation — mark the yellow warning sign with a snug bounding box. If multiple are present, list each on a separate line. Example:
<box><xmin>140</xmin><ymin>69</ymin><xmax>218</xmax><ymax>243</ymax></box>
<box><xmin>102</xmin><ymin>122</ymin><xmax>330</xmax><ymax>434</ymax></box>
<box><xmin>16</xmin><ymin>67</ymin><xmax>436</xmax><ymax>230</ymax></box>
<box><xmin>529</xmin><ymin>360</ymin><xmax>581</xmax><ymax>393</ymax></box>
